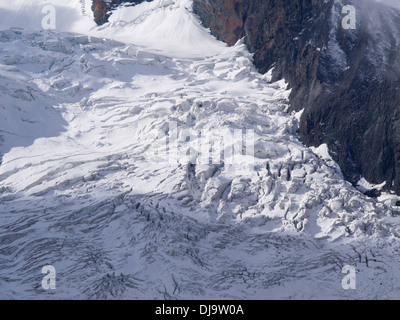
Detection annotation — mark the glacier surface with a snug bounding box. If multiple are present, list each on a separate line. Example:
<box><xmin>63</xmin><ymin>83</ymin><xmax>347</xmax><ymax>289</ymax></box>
<box><xmin>0</xmin><ymin>0</ymin><xmax>400</xmax><ymax>299</ymax></box>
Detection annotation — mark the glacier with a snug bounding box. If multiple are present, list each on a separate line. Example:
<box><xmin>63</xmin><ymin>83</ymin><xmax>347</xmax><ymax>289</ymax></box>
<box><xmin>1</xmin><ymin>0</ymin><xmax>400</xmax><ymax>299</ymax></box>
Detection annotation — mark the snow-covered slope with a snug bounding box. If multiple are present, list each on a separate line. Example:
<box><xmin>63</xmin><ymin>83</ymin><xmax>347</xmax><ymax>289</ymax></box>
<box><xmin>0</xmin><ymin>0</ymin><xmax>96</xmax><ymax>32</ymax></box>
<box><xmin>98</xmin><ymin>0</ymin><xmax>227</xmax><ymax>57</ymax></box>
<box><xmin>0</xmin><ymin>0</ymin><xmax>225</xmax><ymax>58</ymax></box>
<box><xmin>1</xmin><ymin>0</ymin><xmax>400</xmax><ymax>299</ymax></box>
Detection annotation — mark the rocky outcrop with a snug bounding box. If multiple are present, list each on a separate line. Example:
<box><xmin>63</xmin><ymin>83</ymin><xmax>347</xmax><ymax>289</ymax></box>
<box><xmin>194</xmin><ymin>0</ymin><xmax>400</xmax><ymax>195</ymax></box>
<box><xmin>92</xmin><ymin>0</ymin><xmax>108</xmax><ymax>25</ymax></box>
<box><xmin>91</xmin><ymin>0</ymin><xmax>149</xmax><ymax>25</ymax></box>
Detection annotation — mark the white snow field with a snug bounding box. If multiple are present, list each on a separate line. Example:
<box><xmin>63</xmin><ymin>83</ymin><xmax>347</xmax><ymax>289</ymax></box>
<box><xmin>1</xmin><ymin>0</ymin><xmax>400</xmax><ymax>299</ymax></box>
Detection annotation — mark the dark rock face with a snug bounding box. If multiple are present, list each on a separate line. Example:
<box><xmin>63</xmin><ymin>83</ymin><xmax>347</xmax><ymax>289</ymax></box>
<box><xmin>194</xmin><ymin>0</ymin><xmax>400</xmax><ymax>194</ymax></box>
<box><xmin>92</xmin><ymin>0</ymin><xmax>108</xmax><ymax>25</ymax></box>
<box><xmin>91</xmin><ymin>0</ymin><xmax>149</xmax><ymax>25</ymax></box>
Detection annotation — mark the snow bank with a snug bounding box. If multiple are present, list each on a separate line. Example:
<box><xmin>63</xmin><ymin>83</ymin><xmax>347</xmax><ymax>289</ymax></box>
<box><xmin>0</xmin><ymin>0</ymin><xmax>226</xmax><ymax>58</ymax></box>
<box><xmin>98</xmin><ymin>0</ymin><xmax>226</xmax><ymax>58</ymax></box>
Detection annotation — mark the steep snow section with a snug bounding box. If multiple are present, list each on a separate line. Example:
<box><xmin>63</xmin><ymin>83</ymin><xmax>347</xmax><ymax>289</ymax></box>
<box><xmin>375</xmin><ymin>0</ymin><xmax>400</xmax><ymax>9</ymax></box>
<box><xmin>99</xmin><ymin>0</ymin><xmax>227</xmax><ymax>57</ymax></box>
<box><xmin>1</xmin><ymin>0</ymin><xmax>400</xmax><ymax>299</ymax></box>
<box><xmin>0</xmin><ymin>0</ymin><xmax>226</xmax><ymax>58</ymax></box>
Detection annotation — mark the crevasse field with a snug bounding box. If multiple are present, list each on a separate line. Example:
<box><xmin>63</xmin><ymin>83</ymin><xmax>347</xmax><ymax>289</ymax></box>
<box><xmin>1</xmin><ymin>0</ymin><xmax>400</xmax><ymax>299</ymax></box>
